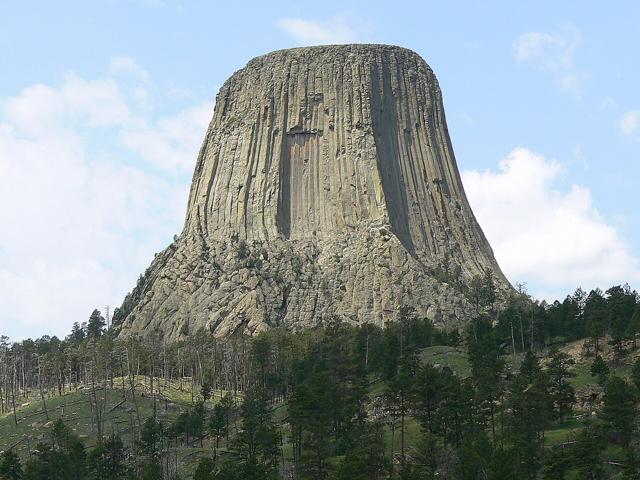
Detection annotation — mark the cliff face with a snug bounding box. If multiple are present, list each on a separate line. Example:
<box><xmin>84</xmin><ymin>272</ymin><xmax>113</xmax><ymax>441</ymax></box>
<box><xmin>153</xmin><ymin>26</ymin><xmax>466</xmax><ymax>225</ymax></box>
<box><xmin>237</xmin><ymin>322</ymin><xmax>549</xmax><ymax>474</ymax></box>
<box><xmin>115</xmin><ymin>45</ymin><xmax>510</xmax><ymax>340</ymax></box>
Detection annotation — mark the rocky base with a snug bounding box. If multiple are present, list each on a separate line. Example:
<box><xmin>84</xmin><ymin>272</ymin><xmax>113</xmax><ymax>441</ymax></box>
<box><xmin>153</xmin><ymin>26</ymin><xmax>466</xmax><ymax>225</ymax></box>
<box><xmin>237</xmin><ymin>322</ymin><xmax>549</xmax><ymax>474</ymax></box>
<box><xmin>115</xmin><ymin>223</ymin><xmax>476</xmax><ymax>341</ymax></box>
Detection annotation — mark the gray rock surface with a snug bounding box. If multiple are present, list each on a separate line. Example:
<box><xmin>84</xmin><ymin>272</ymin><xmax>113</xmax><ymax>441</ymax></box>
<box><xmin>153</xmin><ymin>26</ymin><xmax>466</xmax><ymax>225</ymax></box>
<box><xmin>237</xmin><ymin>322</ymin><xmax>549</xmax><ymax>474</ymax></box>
<box><xmin>115</xmin><ymin>44</ymin><xmax>511</xmax><ymax>341</ymax></box>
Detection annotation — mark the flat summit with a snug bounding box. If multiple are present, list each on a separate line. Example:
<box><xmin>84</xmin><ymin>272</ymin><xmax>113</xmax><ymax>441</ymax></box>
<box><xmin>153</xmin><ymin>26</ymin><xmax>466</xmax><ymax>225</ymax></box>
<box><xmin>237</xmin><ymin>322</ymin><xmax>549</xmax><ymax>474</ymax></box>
<box><xmin>114</xmin><ymin>44</ymin><xmax>510</xmax><ymax>340</ymax></box>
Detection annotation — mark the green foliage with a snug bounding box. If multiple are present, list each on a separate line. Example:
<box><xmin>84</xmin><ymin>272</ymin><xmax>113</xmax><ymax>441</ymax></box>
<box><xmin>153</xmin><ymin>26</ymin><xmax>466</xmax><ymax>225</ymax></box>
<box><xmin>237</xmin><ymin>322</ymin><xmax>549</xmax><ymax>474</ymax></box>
<box><xmin>547</xmin><ymin>347</ymin><xmax>576</xmax><ymax>423</ymax></box>
<box><xmin>590</xmin><ymin>355</ymin><xmax>610</xmax><ymax>386</ymax></box>
<box><xmin>200</xmin><ymin>381</ymin><xmax>213</xmax><ymax>403</ymax></box>
<box><xmin>23</xmin><ymin>420</ymin><xmax>86</xmax><ymax>480</ymax></box>
<box><xmin>3</xmin><ymin>281</ymin><xmax>640</xmax><ymax>480</ymax></box>
<box><xmin>541</xmin><ymin>445</ymin><xmax>570</xmax><ymax>480</ymax></box>
<box><xmin>504</xmin><ymin>352</ymin><xmax>552</xmax><ymax>477</ymax></box>
<box><xmin>193</xmin><ymin>458</ymin><xmax>215</xmax><ymax>480</ymax></box>
<box><xmin>330</xmin><ymin>423</ymin><xmax>387</xmax><ymax>480</ymax></box>
<box><xmin>86</xmin><ymin>309</ymin><xmax>106</xmax><ymax>339</ymax></box>
<box><xmin>585</xmin><ymin>290</ymin><xmax>608</xmax><ymax>352</ymax></box>
<box><xmin>632</xmin><ymin>357</ymin><xmax>640</xmax><ymax>391</ymax></box>
<box><xmin>601</xmin><ymin>375</ymin><xmax>638</xmax><ymax>445</ymax></box>
<box><xmin>138</xmin><ymin>417</ymin><xmax>164</xmax><ymax>455</ymax></box>
<box><xmin>233</xmin><ymin>387</ymin><xmax>280</xmax><ymax>471</ymax></box>
<box><xmin>571</xmin><ymin>423</ymin><xmax>606</xmax><ymax>479</ymax></box>
<box><xmin>139</xmin><ymin>458</ymin><xmax>162</xmax><ymax>480</ymax></box>
<box><xmin>0</xmin><ymin>450</ymin><xmax>22</xmax><ymax>480</ymax></box>
<box><xmin>86</xmin><ymin>435</ymin><xmax>129</xmax><ymax>480</ymax></box>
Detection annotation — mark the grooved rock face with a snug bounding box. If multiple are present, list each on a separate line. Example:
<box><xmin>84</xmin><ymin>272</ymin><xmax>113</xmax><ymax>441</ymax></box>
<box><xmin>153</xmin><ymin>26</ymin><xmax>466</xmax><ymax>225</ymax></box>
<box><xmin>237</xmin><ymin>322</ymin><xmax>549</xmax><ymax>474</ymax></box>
<box><xmin>115</xmin><ymin>44</ymin><xmax>510</xmax><ymax>340</ymax></box>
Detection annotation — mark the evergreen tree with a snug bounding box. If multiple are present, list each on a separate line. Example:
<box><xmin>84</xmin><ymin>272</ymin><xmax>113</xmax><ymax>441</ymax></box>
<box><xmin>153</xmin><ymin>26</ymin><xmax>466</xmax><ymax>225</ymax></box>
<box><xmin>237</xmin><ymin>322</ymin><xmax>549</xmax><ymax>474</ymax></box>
<box><xmin>23</xmin><ymin>420</ymin><xmax>86</xmax><ymax>480</ymax></box>
<box><xmin>87</xmin><ymin>434</ymin><xmax>129</xmax><ymax>480</ymax></box>
<box><xmin>504</xmin><ymin>352</ymin><xmax>552</xmax><ymax>478</ymax></box>
<box><xmin>68</xmin><ymin>322</ymin><xmax>86</xmax><ymax>344</ymax></box>
<box><xmin>486</xmin><ymin>447</ymin><xmax>515</xmax><ymax>480</ymax></box>
<box><xmin>401</xmin><ymin>432</ymin><xmax>438</xmax><ymax>480</ymax></box>
<box><xmin>0</xmin><ymin>450</ymin><xmax>22</xmax><ymax>480</ymax></box>
<box><xmin>632</xmin><ymin>357</ymin><xmax>640</xmax><ymax>392</ymax></box>
<box><xmin>139</xmin><ymin>458</ymin><xmax>162</xmax><ymax>480</ymax></box>
<box><xmin>455</xmin><ymin>432</ymin><xmax>493</xmax><ymax>480</ymax></box>
<box><xmin>585</xmin><ymin>290</ymin><xmax>608</xmax><ymax>353</ymax></box>
<box><xmin>86</xmin><ymin>309</ymin><xmax>106</xmax><ymax>339</ymax></box>
<box><xmin>571</xmin><ymin>424</ymin><xmax>605</xmax><ymax>479</ymax></box>
<box><xmin>627</xmin><ymin>305</ymin><xmax>640</xmax><ymax>350</ymax></box>
<box><xmin>234</xmin><ymin>387</ymin><xmax>280</xmax><ymax>472</ymax></box>
<box><xmin>607</xmin><ymin>285</ymin><xmax>636</xmax><ymax>354</ymax></box>
<box><xmin>467</xmin><ymin>317</ymin><xmax>504</xmax><ymax>441</ymax></box>
<box><xmin>330</xmin><ymin>423</ymin><xmax>387</xmax><ymax>480</ymax></box>
<box><xmin>210</xmin><ymin>402</ymin><xmax>228</xmax><ymax>449</ymax></box>
<box><xmin>138</xmin><ymin>417</ymin><xmax>164</xmax><ymax>455</ymax></box>
<box><xmin>386</xmin><ymin>345</ymin><xmax>418</xmax><ymax>469</ymax></box>
<box><xmin>201</xmin><ymin>381</ymin><xmax>213</xmax><ymax>403</ymax></box>
<box><xmin>412</xmin><ymin>364</ymin><xmax>442</xmax><ymax>434</ymax></box>
<box><xmin>541</xmin><ymin>445</ymin><xmax>570</xmax><ymax>480</ymax></box>
<box><xmin>194</xmin><ymin>457</ymin><xmax>215</xmax><ymax>480</ymax></box>
<box><xmin>590</xmin><ymin>355</ymin><xmax>610</xmax><ymax>386</ymax></box>
<box><xmin>546</xmin><ymin>347</ymin><xmax>576</xmax><ymax>423</ymax></box>
<box><xmin>601</xmin><ymin>375</ymin><xmax>637</xmax><ymax>445</ymax></box>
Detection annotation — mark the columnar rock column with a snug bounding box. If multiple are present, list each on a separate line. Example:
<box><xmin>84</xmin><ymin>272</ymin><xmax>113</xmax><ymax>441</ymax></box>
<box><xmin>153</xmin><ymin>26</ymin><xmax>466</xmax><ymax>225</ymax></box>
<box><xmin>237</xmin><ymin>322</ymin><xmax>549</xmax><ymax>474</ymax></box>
<box><xmin>115</xmin><ymin>44</ymin><xmax>510</xmax><ymax>341</ymax></box>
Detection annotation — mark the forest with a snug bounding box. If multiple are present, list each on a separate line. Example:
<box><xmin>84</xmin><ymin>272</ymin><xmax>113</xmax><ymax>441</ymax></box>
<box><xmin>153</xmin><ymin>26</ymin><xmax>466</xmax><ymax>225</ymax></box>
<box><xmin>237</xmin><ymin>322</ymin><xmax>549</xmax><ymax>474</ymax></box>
<box><xmin>1</xmin><ymin>278</ymin><xmax>640</xmax><ymax>479</ymax></box>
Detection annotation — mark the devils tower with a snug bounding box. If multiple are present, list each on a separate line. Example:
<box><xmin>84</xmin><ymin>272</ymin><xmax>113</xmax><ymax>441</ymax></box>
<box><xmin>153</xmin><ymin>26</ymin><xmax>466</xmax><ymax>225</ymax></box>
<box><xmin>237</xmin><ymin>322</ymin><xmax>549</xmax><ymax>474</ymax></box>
<box><xmin>114</xmin><ymin>44</ymin><xmax>510</xmax><ymax>340</ymax></box>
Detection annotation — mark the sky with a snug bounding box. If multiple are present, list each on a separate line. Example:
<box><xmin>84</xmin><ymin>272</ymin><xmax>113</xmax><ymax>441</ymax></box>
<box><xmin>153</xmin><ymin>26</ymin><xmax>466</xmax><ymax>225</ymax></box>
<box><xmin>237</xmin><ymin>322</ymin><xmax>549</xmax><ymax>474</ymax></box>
<box><xmin>1</xmin><ymin>0</ymin><xmax>639</xmax><ymax>340</ymax></box>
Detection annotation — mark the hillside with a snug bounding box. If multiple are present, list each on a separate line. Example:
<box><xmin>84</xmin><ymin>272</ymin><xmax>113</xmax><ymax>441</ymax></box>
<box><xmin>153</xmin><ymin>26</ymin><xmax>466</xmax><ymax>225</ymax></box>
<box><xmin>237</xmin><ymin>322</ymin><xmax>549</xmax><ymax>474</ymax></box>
<box><xmin>3</xmin><ymin>295</ymin><xmax>640</xmax><ymax>480</ymax></box>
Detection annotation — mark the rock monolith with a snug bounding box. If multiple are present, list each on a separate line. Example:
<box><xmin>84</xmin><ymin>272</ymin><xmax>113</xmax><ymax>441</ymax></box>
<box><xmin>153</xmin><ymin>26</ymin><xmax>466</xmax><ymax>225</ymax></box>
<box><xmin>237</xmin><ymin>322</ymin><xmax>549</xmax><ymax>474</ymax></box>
<box><xmin>114</xmin><ymin>44</ymin><xmax>510</xmax><ymax>340</ymax></box>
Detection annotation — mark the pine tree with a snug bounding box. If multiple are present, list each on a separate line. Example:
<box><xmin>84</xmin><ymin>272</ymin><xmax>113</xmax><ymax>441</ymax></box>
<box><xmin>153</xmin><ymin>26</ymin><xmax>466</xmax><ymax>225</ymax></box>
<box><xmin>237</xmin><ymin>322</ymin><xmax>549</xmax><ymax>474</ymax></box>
<box><xmin>0</xmin><ymin>450</ymin><xmax>22</xmax><ymax>480</ymax></box>
<box><xmin>331</xmin><ymin>422</ymin><xmax>387</xmax><ymax>480</ymax></box>
<box><xmin>571</xmin><ymin>424</ymin><xmax>605</xmax><ymax>479</ymax></box>
<box><xmin>585</xmin><ymin>290</ymin><xmax>608</xmax><ymax>353</ymax></box>
<box><xmin>631</xmin><ymin>357</ymin><xmax>640</xmax><ymax>392</ymax></box>
<box><xmin>139</xmin><ymin>458</ymin><xmax>162</xmax><ymax>480</ymax></box>
<box><xmin>138</xmin><ymin>417</ymin><xmax>164</xmax><ymax>455</ymax></box>
<box><xmin>86</xmin><ymin>309</ymin><xmax>106</xmax><ymax>339</ymax></box>
<box><xmin>590</xmin><ymin>355</ymin><xmax>610</xmax><ymax>386</ymax></box>
<box><xmin>546</xmin><ymin>348</ymin><xmax>576</xmax><ymax>423</ymax></box>
<box><xmin>505</xmin><ymin>352</ymin><xmax>552</xmax><ymax>478</ymax></box>
<box><xmin>87</xmin><ymin>434</ymin><xmax>129</xmax><ymax>480</ymax></box>
<box><xmin>210</xmin><ymin>402</ymin><xmax>228</xmax><ymax>449</ymax></box>
<box><xmin>541</xmin><ymin>445</ymin><xmax>570</xmax><ymax>480</ymax></box>
<box><xmin>627</xmin><ymin>305</ymin><xmax>640</xmax><ymax>350</ymax></box>
<box><xmin>601</xmin><ymin>376</ymin><xmax>637</xmax><ymax>446</ymax></box>
<box><xmin>467</xmin><ymin>317</ymin><xmax>504</xmax><ymax>441</ymax></box>
<box><xmin>234</xmin><ymin>387</ymin><xmax>280</xmax><ymax>472</ymax></box>
<box><xmin>193</xmin><ymin>457</ymin><xmax>215</xmax><ymax>480</ymax></box>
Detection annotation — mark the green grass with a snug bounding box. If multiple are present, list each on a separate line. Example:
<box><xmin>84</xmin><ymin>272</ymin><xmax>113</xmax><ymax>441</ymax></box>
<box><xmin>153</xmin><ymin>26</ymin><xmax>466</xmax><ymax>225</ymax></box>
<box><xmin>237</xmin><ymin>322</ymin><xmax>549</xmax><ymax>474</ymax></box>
<box><xmin>2</xmin><ymin>343</ymin><xmax>635</xmax><ymax>477</ymax></box>
<box><xmin>0</xmin><ymin>377</ymin><xmax>236</xmax><ymax>477</ymax></box>
<box><xmin>543</xmin><ymin>419</ymin><xmax>582</xmax><ymax>446</ymax></box>
<box><xmin>421</xmin><ymin>345</ymin><xmax>471</xmax><ymax>376</ymax></box>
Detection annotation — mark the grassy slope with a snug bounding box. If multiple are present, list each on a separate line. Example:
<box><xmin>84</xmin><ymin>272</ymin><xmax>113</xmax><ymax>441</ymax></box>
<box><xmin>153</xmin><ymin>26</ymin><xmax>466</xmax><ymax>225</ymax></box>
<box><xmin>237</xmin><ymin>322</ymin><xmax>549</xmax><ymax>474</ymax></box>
<box><xmin>0</xmin><ymin>377</ymin><xmax>239</xmax><ymax>478</ymax></box>
<box><xmin>1</xmin><ymin>341</ymin><xmax>634</xmax><ymax>477</ymax></box>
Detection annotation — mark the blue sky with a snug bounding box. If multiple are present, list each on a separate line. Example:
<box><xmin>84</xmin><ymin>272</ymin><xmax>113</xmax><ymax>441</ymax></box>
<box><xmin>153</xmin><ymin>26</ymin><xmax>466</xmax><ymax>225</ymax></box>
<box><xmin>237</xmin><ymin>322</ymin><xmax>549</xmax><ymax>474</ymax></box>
<box><xmin>1</xmin><ymin>0</ymin><xmax>639</xmax><ymax>339</ymax></box>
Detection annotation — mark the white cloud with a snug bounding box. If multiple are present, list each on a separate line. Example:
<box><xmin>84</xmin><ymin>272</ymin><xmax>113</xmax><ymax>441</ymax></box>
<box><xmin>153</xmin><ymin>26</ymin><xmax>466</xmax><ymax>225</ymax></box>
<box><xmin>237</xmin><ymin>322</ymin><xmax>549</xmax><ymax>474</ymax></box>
<box><xmin>512</xmin><ymin>26</ymin><xmax>589</xmax><ymax>97</ymax></box>
<box><xmin>0</xmin><ymin>61</ymin><xmax>209</xmax><ymax>339</ymax></box>
<box><xmin>109</xmin><ymin>55</ymin><xmax>151</xmax><ymax>83</ymax></box>
<box><xmin>462</xmin><ymin>148</ymin><xmax>640</xmax><ymax>299</ymax></box>
<box><xmin>120</xmin><ymin>101</ymin><xmax>212</xmax><ymax>171</ymax></box>
<box><xmin>619</xmin><ymin>110</ymin><xmax>640</xmax><ymax>136</ymax></box>
<box><xmin>276</xmin><ymin>15</ymin><xmax>362</xmax><ymax>45</ymax></box>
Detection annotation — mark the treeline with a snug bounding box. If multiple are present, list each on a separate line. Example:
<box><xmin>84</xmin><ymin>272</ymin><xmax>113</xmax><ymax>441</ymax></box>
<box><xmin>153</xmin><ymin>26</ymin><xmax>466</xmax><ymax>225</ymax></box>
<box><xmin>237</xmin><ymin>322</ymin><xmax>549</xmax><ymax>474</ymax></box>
<box><xmin>1</xmin><ymin>281</ymin><xmax>640</xmax><ymax>479</ymax></box>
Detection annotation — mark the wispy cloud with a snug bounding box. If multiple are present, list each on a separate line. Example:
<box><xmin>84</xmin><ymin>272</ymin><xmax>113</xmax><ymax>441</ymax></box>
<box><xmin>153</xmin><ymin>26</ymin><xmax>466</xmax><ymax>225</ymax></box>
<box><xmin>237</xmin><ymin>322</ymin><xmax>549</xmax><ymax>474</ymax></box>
<box><xmin>463</xmin><ymin>148</ymin><xmax>639</xmax><ymax>300</ymax></box>
<box><xmin>619</xmin><ymin>110</ymin><xmax>640</xmax><ymax>136</ymax></box>
<box><xmin>0</xmin><ymin>58</ymin><xmax>210</xmax><ymax>339</ymax></box>
<box><xmin>120</xmin><ymin>101</ymin><xmax>213</xmax><ymax>172</ymax></box>
<box><xmin>276</xmin><ymin>15</ymin><xmax>364</xmax><ymax>45</ymax></box>
<box><xmin>109</xmin><ymin>55</ymin><xmax>151</xmax><ymax>83</ymax></box>
<box><xmin>512</xmin><ymin>26</ymin><xmax>589</xmax><ymax>97</ymax></box>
